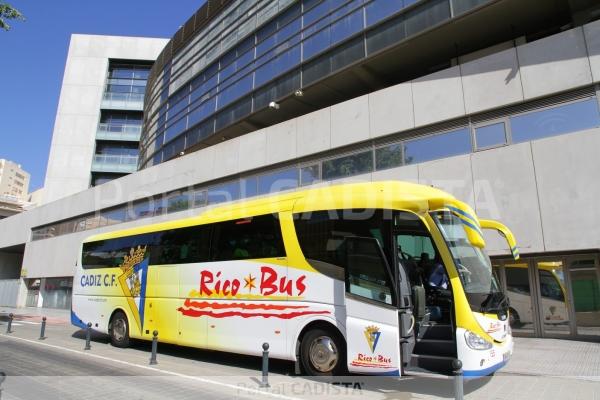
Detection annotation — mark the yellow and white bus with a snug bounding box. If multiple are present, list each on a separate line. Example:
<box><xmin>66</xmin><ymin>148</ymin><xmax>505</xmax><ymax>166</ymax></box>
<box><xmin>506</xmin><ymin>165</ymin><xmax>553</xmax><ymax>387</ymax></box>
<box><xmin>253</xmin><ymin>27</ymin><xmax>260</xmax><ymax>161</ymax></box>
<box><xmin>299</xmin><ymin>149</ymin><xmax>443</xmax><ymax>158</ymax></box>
<box><xmin>72</xmin><ymin>181</ymin><xmax>519</xmax><ymax>377</ymax></box>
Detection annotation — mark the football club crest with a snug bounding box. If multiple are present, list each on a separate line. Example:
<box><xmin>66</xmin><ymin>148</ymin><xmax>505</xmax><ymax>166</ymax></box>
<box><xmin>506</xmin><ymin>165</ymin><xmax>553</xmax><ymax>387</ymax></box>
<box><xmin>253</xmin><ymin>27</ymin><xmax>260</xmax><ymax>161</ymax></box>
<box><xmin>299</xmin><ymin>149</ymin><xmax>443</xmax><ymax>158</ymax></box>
<box><xmin>364</xmin><ymin>325</ymin><xmax>381</xmax><ymax>353</ymax></box>
<box><xmin>117</xmin><ymin>246</ymin><xmax>149</xmax><ymax>333</ymax></box>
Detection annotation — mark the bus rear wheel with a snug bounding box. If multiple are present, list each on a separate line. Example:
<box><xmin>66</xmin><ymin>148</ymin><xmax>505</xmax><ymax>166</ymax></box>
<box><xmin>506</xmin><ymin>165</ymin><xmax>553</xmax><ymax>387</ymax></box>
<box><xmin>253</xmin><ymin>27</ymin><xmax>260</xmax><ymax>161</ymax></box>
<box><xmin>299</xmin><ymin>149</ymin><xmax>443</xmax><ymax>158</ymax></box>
<box><xmin>300</xmin><ymin>328</ymin><xmax>346</xmax><ymax>376</ymax></box>
<box><xmin>109</xmin><ymin>311</ymin><xmax>130</xmax><ymax>348</ymax></box>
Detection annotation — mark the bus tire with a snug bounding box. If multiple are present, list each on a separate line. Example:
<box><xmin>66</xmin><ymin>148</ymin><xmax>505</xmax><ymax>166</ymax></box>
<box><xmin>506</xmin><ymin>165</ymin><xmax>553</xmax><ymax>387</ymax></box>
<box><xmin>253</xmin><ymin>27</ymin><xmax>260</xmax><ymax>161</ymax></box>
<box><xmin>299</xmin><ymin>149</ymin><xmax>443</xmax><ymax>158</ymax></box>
<box><xmin>508</xmin><ymin>307</ymin><xmax>521</xmax><ymax>328</ymax></box>
<box><xmin>300</xmin><ymin>327</ymin><xmax>346</xmax><ymax>376</ymax></box>
<box><xmin>109</xmin><ymin>310</ymin><xmax>130</xmax><ymax>348</ymax></box>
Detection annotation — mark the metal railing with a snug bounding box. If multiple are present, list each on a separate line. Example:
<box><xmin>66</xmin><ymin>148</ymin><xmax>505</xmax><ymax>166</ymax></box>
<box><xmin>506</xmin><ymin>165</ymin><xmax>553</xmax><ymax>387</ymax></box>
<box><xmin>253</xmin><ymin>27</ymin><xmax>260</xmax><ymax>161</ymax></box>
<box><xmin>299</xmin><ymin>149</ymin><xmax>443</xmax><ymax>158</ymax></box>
<box><xmin>101</xmin><ymin>92</ymin><xmax>144</xmax><ymax>110</ymax></box>
<box><xmin>96</xmin><ymin>123</ymin><xmax>142</xmax><ymax>141</ymax></box>
<box><xmin>91</xmin><ymin>154</ymin><xmax>139</xmax><ymax>173</ymax></box>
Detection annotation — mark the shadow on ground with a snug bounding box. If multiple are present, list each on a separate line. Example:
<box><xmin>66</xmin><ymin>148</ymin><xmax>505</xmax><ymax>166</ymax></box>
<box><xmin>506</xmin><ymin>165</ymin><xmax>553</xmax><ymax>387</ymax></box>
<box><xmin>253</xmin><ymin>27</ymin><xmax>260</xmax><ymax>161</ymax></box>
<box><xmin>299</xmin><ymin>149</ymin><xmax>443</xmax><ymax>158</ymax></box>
<box><xmin>70</xmin><ymin>328</ymin><xmax>493</xmax><ymax>398</ymax></box>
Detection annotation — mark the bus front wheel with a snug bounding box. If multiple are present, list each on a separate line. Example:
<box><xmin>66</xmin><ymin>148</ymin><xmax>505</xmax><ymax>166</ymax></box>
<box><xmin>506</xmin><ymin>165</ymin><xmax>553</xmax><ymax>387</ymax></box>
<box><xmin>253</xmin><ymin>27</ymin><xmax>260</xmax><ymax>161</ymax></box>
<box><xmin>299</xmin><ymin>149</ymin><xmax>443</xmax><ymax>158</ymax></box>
<box><xmin>300</xmin><ymin>328</ymin><xmax>346</xmax><ymax>376</ymax></box>
<box><xmin>508</xmin><ymin>307</ymin><xmax>521</xmax><ymax>328</ymax></box>
<box><xmin>109</xmin><ymin>311</ymin><xmax>130</xmax><ymax>348</ymax></box>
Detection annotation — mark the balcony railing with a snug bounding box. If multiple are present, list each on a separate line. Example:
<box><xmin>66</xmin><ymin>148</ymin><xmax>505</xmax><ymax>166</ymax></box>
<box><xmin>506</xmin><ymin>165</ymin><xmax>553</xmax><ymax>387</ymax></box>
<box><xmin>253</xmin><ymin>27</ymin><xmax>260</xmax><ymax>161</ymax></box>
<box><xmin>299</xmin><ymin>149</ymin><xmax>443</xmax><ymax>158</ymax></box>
<box><xmin>91</xmin><ymin>154</ymin><xmax>139</xmax><ymax>173</ymax></box>
<box><xmin>96</xmin><ymin>123</ymin><xmax>142</xmax><ymax>141</ymax></box>
<box><xmin>101</xmin><ymin>92</ymin><xmax>144</xmax><ymax>110</ymax></box>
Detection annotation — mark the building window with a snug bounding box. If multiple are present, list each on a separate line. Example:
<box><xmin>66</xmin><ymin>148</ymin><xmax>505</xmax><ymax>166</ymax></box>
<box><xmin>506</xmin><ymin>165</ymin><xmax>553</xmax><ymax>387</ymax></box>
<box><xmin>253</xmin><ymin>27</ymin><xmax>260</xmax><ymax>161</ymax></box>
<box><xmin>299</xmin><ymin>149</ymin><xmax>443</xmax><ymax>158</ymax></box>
<box><xmin>322</xmin><ymin>150</ymin><xmax>373</xmax><ymax>180</ymax></box>
<box><xmin>300</xmin><ymin>164</ymin><xmax>320</xmax><ymax>186</ymax></box>
<box><xmin>474</xmin><ymin>121</ymin><xmax>508</xmax><ymax>150</ymax></box>
<box><xmin>510</xmin><ymin>98</ymin><xmax>600</xmax><ymax>144</ymax></box>
<box><xmin>375</xmin><ymin>143</ymin><xmax>403</xmax><ymax>171</ymax></box>
<box><xmin>404</xmin><ymin>128</ymin><xmax>471</xmax><ymax>164</ymax></box>
<box><xmin>258</xmin><ymin>168</ymin><xmax>299</xmax><ymax>195</ymax></box>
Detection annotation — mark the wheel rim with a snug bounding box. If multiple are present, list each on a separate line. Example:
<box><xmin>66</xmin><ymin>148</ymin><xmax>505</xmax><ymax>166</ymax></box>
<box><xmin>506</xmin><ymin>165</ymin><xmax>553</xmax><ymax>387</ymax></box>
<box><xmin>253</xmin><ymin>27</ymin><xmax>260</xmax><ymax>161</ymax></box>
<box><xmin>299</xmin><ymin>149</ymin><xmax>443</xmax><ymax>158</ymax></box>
<box><xmin>112</xmin><ymin>318</ymin><xmax>126</xmax><ymax>342</ymax></box>
<box><xmin>308</xmin><ymin>335</ymin><xmax>338</xmax><ymax>373</ymax></box>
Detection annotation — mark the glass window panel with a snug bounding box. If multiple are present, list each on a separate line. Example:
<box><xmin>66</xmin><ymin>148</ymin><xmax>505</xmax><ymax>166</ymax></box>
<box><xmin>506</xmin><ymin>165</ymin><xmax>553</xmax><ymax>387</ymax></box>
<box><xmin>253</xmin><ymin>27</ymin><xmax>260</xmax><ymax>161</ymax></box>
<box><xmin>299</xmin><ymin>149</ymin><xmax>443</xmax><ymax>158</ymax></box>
<box><xmin>330</xmin><ymin>8</ymin><xmax>363</xmax><ymax>45</ymax></box>
<box><xmin>101</xmin><ymin>207</ymin><xmax>126</xmax><ymax>225</ymax></box>
<box><xmin>303</xmin><ymin>27</ymin><xmax>331</xmax><ymax>60</ymax></box>
<box><xmin>218</xmin><ymin>74</ymin><xmax>254</xmax><ymax>108</ymax></box>
<box><xmin>188</xmin><ymin>97</ymin><xmax>217</xmax><ymax>127</ymax></box>
<box><xmin>330</xmin><ymin>36</ymin><xmax>364</xmax><ymax>72</ymax></box>
<box><xmin>451</xmin><ymin>0</ymin><xmax>489</xmax><ymax>16</ymax></box>
<box><xmin>510</xmin><ymin>98</ymin><xmax>600</xmax><ymax>144</ymax></box>
<box><xmin>164</xmin><ymin>116</ymin><xmax>188</xmax><ymax>143</ymax></box>
<box><xmin>258</xmin><ymin>168</ymin><xmax>299</xmax><ymax>194</ymax></box>
<box><xmin>404</xmin><ymin>128</ymin><xmax>471</xmax><ymax>164</ymax></box>
<box><xmin>300</xmin><ymin>165</ymin><xmax>320</xmax><ymax>186</ymax></box>
<box><xmin>303</xmin><ymin>0</ymin><xmax>329</xmax><ymax>27</ymax></box>
<box><xmin>366</xmin><ymin>0</ymin><xmax>404</xmax><ymax>26</ymax></box>
<box><xmin>211</xmin><ymin>214</ymin><xmax>286</xmax><ymax>261</ymax></box>
<box><xmin>405</xmin><ymin>0</ymin><xmax>450</xmax><ymax>37</ymax></box>
<box><xmin>322</xmin><ymin>150</ymin><xmax>373</xmax><ymax>180</ymax></box>
<box><xmin>208</xmin><ymin>182</ymin><xmax>241</xmax><ymax>204</ymax></box>
<box><xmin>375</xmin><ymin>143</ymin><xmax>403</xmax><ymax>170</ymax></box>
<box><xmin>128</xmin><ymin>200</ymin><xmax>153</xmax><ymax>221</ymax></box>
<box><xmin>167</xmin><ymin>191</ymin><xmax>191</xmax><ymax>213</ymax></box>
<box><xmin>241</xmin><ymin>177</ymin><xmax>259</xmax><ymax>198</ymax></box>
<box><xmin>475</xmin><ymin>122</ymin><xmax>507</xmax><ymax>149</ymax></box>
<box><xmin>193</xmin><ymin>190</ymin><xmax>207</xmax><ymax>207</ymax></box>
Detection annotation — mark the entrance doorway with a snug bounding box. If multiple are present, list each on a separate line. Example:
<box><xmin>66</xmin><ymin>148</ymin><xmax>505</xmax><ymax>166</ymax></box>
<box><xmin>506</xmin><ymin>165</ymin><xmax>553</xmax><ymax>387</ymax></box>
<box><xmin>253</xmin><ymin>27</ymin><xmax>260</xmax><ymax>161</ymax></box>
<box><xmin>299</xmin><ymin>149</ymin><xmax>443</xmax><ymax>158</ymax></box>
<box><xmin>493</xmin><ymin>254</ymin><xmax>600</xmax><ymax>339</ymax></box>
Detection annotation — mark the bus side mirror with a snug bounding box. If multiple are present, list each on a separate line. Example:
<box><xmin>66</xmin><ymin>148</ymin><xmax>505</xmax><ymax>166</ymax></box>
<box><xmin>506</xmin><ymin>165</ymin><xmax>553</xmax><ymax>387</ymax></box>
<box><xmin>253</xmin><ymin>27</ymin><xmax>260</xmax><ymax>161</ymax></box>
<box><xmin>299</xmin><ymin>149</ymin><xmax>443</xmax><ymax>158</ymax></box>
<box><xmin>479</xmin><ymin>219</ymin><xmax>520</xmax><ymax>260</ymax></box>
<box><xmin>412</xmin><ymin>285</ymin><xmax>426</xmax><ymax>320</ymax></box>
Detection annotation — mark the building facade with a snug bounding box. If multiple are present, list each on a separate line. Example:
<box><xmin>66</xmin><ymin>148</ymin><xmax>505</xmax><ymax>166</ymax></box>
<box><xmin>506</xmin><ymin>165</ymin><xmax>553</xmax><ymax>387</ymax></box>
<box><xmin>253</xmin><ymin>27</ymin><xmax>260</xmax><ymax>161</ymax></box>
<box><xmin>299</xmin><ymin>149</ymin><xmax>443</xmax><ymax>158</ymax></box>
<box><xmin>42</xmin><ymin>34</ymin><xmax>168</xmax><ymax>205</ymax></box>
<box><xmin>0</xmin><ymin>0</ymin><xmax>599</xmax><ymax>340</ymax></box>
<box><xmin>0</xmin><ymin>159</ymin><xmax>30</xmax><ymax>201</ymax></box>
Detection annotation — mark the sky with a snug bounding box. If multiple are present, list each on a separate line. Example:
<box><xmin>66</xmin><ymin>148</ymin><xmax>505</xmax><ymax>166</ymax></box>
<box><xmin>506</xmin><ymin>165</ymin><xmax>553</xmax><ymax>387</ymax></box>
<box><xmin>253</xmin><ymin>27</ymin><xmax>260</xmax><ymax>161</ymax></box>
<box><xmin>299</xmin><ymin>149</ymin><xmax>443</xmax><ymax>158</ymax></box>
<box><xmin>0</xmin><ymin>1</ymin><xmax>205</xmax><ymax>191</ymax></box>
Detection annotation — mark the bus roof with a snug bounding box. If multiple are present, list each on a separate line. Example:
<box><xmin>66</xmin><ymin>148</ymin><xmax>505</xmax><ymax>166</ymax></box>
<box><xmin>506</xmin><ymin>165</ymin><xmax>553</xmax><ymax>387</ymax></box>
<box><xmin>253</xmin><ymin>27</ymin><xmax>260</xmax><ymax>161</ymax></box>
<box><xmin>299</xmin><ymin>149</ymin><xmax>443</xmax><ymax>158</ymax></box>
<box><xmin>84</xmin><ymin>181</ymin><xmax>473</xmax><ymax>243</ymax></box>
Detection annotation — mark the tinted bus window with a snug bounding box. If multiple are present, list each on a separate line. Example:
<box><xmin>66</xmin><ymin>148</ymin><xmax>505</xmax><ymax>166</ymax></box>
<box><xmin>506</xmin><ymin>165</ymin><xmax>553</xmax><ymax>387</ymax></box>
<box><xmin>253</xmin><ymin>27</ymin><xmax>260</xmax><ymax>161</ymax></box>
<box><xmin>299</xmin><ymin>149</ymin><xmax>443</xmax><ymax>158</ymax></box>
<box><xmin>82</xmin><ymin>233</ymin><xmax>159</xmax><ymax>269</ymax></box>
<box><xmin>211</xmin><ymin>214</ymin><xmax>285</xmax><ymax>261</ymax></box>
<box><xmin>293</xmin><ymin>209</ymin><xmax>392</xmax><ymax>268</ymax></box>
<box><xmin>150</xmin><ymin>225</ymin><xmax>211</xmax><ymax>265</ymax></box>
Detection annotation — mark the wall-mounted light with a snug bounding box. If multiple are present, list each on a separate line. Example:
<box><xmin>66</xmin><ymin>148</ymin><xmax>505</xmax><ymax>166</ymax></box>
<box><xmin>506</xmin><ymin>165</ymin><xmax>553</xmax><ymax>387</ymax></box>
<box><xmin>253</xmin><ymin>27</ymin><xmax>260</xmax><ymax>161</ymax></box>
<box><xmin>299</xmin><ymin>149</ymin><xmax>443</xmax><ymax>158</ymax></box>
<box><xmin>268</xmin><ymin>101</ymin><xmax>280</xmax><ymax>110</ymax></box>
<box><xmin>294</xmin><ymin>89</ymin><xmax>304</xmax><ymax>97</ymax></box>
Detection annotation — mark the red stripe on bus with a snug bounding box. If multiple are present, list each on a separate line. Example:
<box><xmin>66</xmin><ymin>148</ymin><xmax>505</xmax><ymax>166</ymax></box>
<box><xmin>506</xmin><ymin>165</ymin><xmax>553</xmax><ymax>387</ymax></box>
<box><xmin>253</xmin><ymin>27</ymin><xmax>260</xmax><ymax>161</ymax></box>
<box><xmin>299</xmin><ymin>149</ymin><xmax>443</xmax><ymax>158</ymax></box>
<box><xmin>177</xmin><ymin>308</ymin><xmax>330</xmax><ymax>319</ymax></box>
<box><xmin>183</xmin><ymin>299</ymin><xmax>309</xmax><ymax>310</ymax></box>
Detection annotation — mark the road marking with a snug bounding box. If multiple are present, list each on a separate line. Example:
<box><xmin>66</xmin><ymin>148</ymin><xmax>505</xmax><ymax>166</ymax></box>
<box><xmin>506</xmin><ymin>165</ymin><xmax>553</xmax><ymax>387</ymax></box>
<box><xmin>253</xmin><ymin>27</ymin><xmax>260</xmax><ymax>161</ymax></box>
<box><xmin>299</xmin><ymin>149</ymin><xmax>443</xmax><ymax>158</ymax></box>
<box><xmin>11</xmin><ymin>321</ymin><xmax>40</xmax><ymax>325</ymax></box>
<box><xmin>0</xmin><ymin>334</ymin><xmax>300</xmax><ymax>400</ymax></box>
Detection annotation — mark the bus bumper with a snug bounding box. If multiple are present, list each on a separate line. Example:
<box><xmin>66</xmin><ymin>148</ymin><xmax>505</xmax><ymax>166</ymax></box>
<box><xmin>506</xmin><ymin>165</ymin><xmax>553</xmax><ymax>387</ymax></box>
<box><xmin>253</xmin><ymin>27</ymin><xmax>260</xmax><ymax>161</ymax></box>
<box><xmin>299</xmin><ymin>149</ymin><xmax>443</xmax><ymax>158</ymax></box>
<box><xmin>456</xmin><ymin>327</ymin><xmax>513</xmax><ymax>377</ymax></box>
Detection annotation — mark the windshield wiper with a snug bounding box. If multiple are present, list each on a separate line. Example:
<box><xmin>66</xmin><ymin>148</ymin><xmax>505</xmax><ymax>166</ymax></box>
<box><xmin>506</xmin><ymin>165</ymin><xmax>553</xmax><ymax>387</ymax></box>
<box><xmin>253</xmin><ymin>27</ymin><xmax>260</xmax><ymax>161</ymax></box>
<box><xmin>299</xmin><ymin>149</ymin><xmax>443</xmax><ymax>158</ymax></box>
<box><xmin>479</xmin><ymin>291</ymin><xmax>508</xmax><ymax>313</ymax></box>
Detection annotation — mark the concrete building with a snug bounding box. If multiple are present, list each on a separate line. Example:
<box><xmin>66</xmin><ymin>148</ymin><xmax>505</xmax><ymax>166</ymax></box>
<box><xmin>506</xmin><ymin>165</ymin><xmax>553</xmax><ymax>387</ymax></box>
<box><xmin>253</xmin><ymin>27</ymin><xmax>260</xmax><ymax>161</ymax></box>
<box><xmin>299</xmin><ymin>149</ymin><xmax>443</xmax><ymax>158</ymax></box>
<box><xmin>42</xmin><ymin>34</ymin><xmax>169</xmax><ymax>204</ymax></box>
<box><xmin>0</xmin><ymin>0</ymin><xmax>599</xmax><ymax>341</ymax></box>
<box><xmin>0</xmin><ymin>159</ymin><xmax>29</xmax><ymax>201</ymax></box>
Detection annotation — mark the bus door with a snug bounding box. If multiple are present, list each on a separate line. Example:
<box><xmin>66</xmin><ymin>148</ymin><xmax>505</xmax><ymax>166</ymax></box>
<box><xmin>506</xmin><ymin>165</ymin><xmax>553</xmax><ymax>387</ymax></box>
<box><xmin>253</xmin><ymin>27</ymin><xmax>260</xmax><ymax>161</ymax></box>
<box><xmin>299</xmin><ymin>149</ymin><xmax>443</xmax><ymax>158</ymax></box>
<box><xmin>343</xmin><ymin>236</ymin><xmax>402</xmax><ymax>376</ymax></box>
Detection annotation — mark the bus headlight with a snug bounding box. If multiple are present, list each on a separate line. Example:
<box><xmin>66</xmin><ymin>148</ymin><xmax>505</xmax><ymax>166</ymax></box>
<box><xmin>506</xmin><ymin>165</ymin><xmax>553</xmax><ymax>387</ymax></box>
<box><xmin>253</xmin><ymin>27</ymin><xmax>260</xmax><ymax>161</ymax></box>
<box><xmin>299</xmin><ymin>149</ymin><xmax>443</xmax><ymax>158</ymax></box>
<box><xmin>464</xmin><ymin>331</ymin><xmax>493</xmax><ymax>350</ymax></box>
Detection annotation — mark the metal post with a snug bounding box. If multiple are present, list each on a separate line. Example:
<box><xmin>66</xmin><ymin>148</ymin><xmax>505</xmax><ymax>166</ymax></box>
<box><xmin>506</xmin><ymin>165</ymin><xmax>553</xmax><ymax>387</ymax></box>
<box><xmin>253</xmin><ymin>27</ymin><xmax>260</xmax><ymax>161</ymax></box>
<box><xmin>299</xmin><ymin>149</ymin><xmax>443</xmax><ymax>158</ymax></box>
<box><xmin>84</xmin><ymin>322</ymin><xmax>92</xmax><ymax>350</ymax></box>
<box><xmin>39</xmin><ymin>317</ymin><xmax>47</xmax><ymax>340</ymax></box>
<box><xmin>453</xmin><ymin>359</ymin><xmax>464</xmax><ymax>400</ymax></box>
<box><xmin>0</xmin><ymin>371</ymin><xmax>6</xmax><ymax>400</ymax></box>
<box><xmin>260</xmin><ymin>342</ymin><xmax>270</xmax><ymax>388</ymax></box>
<box><xmin>149</xmin><ymin>330</ymin><xmax>158</xmax><ymax>365</ymax></box>
<box><xmin>6</xmin><ymin>314</ymin><xmax>13</xmax><ymax>334</ymax></box>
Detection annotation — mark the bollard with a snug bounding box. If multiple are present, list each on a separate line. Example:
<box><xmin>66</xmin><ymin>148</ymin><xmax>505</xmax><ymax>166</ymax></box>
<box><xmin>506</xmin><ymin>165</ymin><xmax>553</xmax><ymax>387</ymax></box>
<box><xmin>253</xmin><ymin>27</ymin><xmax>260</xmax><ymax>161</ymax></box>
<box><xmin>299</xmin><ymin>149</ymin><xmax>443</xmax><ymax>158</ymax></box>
<box><xmin>84</xmin><ymin>322</ymin><xmax>92</xmax><ymax>350</ymax></box>
<box><xmin>0</xmin><ymin>371</ymin><xmax>5</xmax><ymax>400</ymax></box>
<box><xmin>39</xmin><ymin>317</ymin><xmax>47</xmax><ymax>340</ymax></box>
<box><xmin>452</xmin><ymin>359</ymin><xmax>464</xmax><ymax>400</ymax></box>
<box><xmin>6</xmin><ymin>314</ymin><xmax>13</xmax><ymax>334</ymax></box>
<box><xmin>149</xmin><ymin>330</ymin><xmax>158</xmax><ymax>365</ymax></box>
<box><xmin>260</xmin><ymin>342</ymin><xmax>270</xmax><ymax>388</ymax></box>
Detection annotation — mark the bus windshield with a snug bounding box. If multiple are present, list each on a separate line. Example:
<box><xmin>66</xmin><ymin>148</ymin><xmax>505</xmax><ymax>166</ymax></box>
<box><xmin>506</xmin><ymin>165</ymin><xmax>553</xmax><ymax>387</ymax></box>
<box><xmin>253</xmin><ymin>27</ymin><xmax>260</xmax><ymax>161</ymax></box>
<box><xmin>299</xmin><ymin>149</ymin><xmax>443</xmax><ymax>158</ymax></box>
<box><xmin>432</xmin><ymin>211</ymin><xmax>505</xmax><ymax>312</ymax></box>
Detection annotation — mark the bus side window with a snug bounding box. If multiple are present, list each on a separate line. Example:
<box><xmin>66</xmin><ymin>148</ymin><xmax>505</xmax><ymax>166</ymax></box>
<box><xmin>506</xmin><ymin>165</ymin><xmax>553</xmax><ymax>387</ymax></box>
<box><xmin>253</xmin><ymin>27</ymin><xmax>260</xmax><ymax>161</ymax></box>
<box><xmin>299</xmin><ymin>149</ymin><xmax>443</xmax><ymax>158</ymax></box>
<box><xmin>149</xmin><ymin>226</ymin><xmax>210</xmax><ymax>265</ymax></box>
<box><xmin>211</xmin><ymin>214</ymin><xmax>285</xmax><ymax>261</ymax></box>
<box><xmin>345</xmin><ymin>237</ymin><xmax>394</xmax><ymax>305</ymax></box>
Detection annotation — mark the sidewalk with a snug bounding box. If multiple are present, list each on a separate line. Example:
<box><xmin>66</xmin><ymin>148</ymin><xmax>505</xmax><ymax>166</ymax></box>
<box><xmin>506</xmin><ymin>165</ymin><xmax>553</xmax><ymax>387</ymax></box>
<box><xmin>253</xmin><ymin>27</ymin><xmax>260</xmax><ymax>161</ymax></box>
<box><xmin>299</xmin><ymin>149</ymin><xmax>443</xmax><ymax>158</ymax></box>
<box><xmin>0</xmin><ymin>316</ymin><xmax>598</xmax><ymax>400</ymax></box>
<box><xmin>0</xmin><ymin>306</ymin><xmax>70</xmax><ymax>324</ymax></box>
